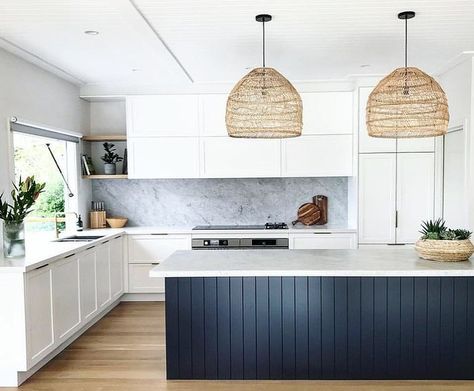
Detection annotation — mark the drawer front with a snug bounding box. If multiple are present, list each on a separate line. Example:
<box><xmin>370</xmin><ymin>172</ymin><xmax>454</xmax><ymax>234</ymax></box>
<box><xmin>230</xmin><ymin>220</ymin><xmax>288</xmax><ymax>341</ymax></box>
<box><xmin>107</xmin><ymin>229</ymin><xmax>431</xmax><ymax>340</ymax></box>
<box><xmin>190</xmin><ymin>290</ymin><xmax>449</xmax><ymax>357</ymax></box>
<box><xmin>291</xmin><ymin>233</ymin><xmax>356</xmax><ymax>249</ymax></box>
<box><xmin>128</xmin><ymin>235</ymin><xmax>191</xmax><ymax>263</ymax></box>
<box><xmin>129</xmin><ymin>264</ymin><xmax>164</xmax><ymax>293</ymax></box>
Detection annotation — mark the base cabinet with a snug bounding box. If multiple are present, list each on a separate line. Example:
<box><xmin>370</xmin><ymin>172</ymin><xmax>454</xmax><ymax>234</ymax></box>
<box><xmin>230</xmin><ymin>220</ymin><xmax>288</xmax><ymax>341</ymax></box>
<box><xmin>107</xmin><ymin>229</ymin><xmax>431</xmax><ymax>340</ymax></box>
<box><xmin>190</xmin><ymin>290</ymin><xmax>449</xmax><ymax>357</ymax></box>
<box><xmin>129</xmin><ymin>263</ymin><xmax>164</xmax><ymax>293</ymax></box>
<box><xmin>79</xmin><ymin>248</ymin><xmax>98</xmax><ymax>323</ymax></box>
<box><xmin>25</xmin><ymin>265</ymin><xmax>54</xmax><ymax>367</ymax></box>
<box><xmin>290</xmin><ymin>233</ymin><xmax>357</xmax><ymax>249</ymax></box>
<box><xmin>128</xmin><ymin>234</ymin><xmax>191</xmax><ymax>294</ymax></box>
<box><xmin>110</xmin><ymin>236</ymin><xmax>124</xmax><ymax>299</ymax></box>
<box><xmin>95</xmin><ymin>242</ymin><xmax>111</xmax><ymax>309</ymax></box>
<box><xmin>52</xmin><ymin>255</ymin><xmax>81</xmax><ymax>344</ymax></box>
<box><xmin>23</xmin><ymin>235</ymin><xmax>124</xmax><ymax>373</ymax></box>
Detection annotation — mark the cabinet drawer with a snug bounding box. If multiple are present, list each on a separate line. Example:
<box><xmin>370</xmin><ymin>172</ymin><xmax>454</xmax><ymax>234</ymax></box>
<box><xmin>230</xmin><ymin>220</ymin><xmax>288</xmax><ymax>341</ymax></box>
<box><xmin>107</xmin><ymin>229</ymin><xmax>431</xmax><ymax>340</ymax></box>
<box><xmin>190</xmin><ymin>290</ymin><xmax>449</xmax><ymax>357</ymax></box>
<box><xmin>290</xmin><ymin>233</ymin><xmax>356</xmax><ymax>249</ymax></box>
<box><xmin>129</xmin><ymin>264</ymin><xmax>164</xmax><ymax>293</ymax></box>
<box><xmin>128</xmin><ymin>235</ymin><xmax>190</xmax><ymax>263</ymax></box>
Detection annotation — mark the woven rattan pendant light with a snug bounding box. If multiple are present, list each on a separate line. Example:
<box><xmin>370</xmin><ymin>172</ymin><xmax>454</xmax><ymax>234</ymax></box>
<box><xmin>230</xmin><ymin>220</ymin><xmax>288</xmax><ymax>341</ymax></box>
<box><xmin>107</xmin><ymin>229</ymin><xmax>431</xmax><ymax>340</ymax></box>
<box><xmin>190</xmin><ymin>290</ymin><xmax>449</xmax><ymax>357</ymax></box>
<box><xmin>366</xmin><ymin>11</ymin><xmax>449</xmax><ymax>138</ymax></box>
<box><xmin>226</xmin><ymin>14</ymin><xmax>302</xmax><ymax>138</ymax></box>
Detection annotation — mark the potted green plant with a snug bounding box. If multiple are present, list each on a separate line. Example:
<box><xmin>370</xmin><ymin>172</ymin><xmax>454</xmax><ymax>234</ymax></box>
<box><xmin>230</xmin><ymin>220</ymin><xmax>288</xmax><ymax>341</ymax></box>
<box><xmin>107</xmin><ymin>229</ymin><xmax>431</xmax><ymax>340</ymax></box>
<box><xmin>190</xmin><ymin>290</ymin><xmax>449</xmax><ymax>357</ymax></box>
<box><xmin>101</xmin><ymin>142</ymin><xmax>123</xmax><ymax>175</ymax></box>
<box><xmin>0</xmin><ymin>176</ymin><xmax>45</xmax><ymax>258</ymax></box>
<box><xmin>415</xmin><ymin>218</ymin><xmax>474</xmax><ymax>262</ymax></box>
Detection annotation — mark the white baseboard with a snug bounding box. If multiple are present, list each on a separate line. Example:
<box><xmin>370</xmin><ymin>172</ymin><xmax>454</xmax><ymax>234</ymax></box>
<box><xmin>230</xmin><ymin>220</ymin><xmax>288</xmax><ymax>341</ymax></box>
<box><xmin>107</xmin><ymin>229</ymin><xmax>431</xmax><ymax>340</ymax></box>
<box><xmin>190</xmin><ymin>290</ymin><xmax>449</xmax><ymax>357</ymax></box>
<box><xmin>121</xmin><ymin>293</ymin><xmax>165</xmax><ymax>301</ymax></box>
<box><xmin>6</xmin><ymin>297</ymin><xmax>122</xmax><ymax>388</ymax></box>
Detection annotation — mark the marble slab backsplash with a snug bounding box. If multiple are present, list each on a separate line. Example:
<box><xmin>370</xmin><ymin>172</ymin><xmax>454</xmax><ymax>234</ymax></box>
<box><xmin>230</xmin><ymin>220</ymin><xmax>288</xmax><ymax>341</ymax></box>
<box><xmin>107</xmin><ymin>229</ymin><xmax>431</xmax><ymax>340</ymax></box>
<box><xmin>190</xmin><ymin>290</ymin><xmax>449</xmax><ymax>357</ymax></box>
<box><xmin>91</xmin><ymin>178</ymin><xmax>348</xmax><ymax>227</ymax></box>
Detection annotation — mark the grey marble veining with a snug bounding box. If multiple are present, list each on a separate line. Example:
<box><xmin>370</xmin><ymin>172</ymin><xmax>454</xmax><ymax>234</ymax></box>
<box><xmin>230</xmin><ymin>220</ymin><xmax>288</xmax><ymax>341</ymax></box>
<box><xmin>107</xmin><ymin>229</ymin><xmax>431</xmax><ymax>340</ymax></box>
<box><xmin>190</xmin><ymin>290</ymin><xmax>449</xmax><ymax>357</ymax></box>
<box><xmin>91</xmin><ymin>178</ymin><xmax>348</xmax><ymax>227</ymax></box>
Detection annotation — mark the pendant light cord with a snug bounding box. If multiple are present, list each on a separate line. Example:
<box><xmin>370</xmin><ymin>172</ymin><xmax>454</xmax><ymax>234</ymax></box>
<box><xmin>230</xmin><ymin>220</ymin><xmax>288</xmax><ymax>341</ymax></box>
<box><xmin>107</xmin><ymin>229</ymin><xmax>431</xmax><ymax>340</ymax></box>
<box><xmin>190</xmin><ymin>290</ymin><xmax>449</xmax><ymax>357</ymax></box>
<box><xmin>262</xmin><ymin>19</ymin><xmax>266</xmax><ymax>67</ymax></box>
<box><xmin>403</xmin><ymin>16</ymin><xmax>409</xmax><ymax>95</ymax></box>
<box><xmin>404</xmin><ymin>16</ymin><xmax>408</xmax><ymax>69</ymax></box>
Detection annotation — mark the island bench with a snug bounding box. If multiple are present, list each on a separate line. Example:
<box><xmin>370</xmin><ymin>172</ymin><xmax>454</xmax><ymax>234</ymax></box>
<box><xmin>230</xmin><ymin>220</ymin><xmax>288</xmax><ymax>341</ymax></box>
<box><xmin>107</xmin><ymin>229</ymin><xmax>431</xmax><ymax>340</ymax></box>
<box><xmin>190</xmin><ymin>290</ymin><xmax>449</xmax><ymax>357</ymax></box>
<box><xmin>150</xmin><ymin>248</ymin><xmax>474</xmax><ymax>380</ymax></box>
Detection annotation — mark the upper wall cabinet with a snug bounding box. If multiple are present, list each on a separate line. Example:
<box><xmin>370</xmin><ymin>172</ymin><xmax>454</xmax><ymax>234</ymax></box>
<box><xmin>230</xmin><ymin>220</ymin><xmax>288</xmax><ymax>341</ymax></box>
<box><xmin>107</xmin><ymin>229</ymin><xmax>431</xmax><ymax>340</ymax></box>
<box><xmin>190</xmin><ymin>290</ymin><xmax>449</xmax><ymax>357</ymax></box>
<box><xmin>201</xmin><ymin>94</ymin><xmax>228</xmax><ymax>136</ymax></box>
<box><xmin>300</xmin><ymin>92</ymin><xmax>353</xmax><ymax>135</ymax></box>
<box><xmin>126</xmin><ymin>95</ymin><xmax>199</xmax><ymax>137</ymax></box>
<box><xmin>358</xmin><ymin>87</ymin><xmax>435</xmax><ymax>153</ymax></box>
<box><xmin>282</xmin><ymin>135</ymin><xmax>353</xmax><ymax>177</ymax></box>
<box><xmin>126</xmin><ymin>94</ymin><xmax>355</xmax><ymax>178</ymax></box>
<box><xmin>128</xmin><ymin>137</ymin><xmax>200</xmax><ymax>179</ymax></box>
<box><xmin>201</xmin><ymin>137</ymin><xmax>281</xmax><ymax>178</ymax></box>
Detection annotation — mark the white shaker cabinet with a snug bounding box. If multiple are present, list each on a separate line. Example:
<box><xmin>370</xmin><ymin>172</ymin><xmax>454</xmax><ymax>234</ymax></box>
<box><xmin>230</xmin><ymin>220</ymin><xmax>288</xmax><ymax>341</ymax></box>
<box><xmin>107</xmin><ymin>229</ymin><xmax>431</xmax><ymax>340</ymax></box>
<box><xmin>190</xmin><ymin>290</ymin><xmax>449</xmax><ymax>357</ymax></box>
<box><xmin>52</xmin><ymin>255</ymin><xmax>81</xmax><ymax>344</ymax></box>
<box><xmin>300</xmin><ymin>92</ymin><xmax>353</xmax><ymax>135</ymax></box>
<box><xmin>128</xmin><ymin>234</ymin><xmax>191</xmax><ymax>293</ymax></box>
<box><xmin>282</xmin><ymin>135</ymin><xmax>353</xmax><ymax>177</ymax></box>
<box><xmin>359</xmin><ymin>154</ymin><xmax>397</xmax><ymax>244</ymax></box>
<box><xmin>358</xmin><ymin>152</ymin><xmax>435</xmax><ymax>244</ymax></box>
<box><xmin>126</xmin><ymin>95</ymin><xmax>199</xmax><ymax>137</ymax></box>
<box><xmin>109</xmin><ymin>236</ymin><xmax>124</xmax><ymax>300</ymax></box>
<box><xmin>396</xmin><ymin>153</ymin><xmax>435</xmax><ymax>243</ymax></box>
<box><xmin>95</xmin><ymin>242</ymin><xmax>111</xmax><ymax>310</ymax></box>
<box><xmin>25</xmin><ymin>265</ymin><xmax>55</xmax><ymax>367</ymax></box>
<box><xmin>78</xmin><ymin>248</ymin><xmax>97</xmax><ymax>323</ymax></box>
<box><xmin>290</xmin><ymin>233</ymin><xmax>357</xmax><ymax>249</ymax></box>
<box><xmin>200</xmin><ymin>94</ymin><xmax>228</xmax><ymax>136</ymax></box>
<box><xmin>128</xmin><ymin>137</ymin><xmax>200</xmax><ymax>179</ymax></box>
<box><xmin>201</xmin><ymin>137</ymin><xmax>281</xmax><ymax>178</ymax></box>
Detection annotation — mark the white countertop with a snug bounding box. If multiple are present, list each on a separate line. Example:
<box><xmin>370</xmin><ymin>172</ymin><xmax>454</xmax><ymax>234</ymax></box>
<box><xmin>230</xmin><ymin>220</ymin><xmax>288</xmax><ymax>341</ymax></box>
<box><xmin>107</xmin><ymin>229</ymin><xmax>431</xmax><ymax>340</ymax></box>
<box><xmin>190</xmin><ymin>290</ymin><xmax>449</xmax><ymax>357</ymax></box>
<box><xmin>150</xmin><ymin>247</ymin><xmax>474</xmax><ymax>277</ymax></box>
<box><xmin>0</xmin><ymin>229</ymin><xmax>125</xmax><ymax>273</ymax></box>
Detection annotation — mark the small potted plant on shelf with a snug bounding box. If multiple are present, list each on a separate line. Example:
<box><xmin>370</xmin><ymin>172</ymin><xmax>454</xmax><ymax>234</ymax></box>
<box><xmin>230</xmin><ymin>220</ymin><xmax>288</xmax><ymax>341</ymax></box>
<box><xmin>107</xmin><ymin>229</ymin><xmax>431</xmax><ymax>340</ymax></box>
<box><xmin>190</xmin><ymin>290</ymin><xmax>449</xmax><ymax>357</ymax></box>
<box><xmin>101</xmin><ymin>142</ymin><xmax>123</xmax><ymax>175</ymax></box>
<box><xmin>0</xmin><ymin>176</ymin><xmax>45</xmax><ymax>258</ymax></box>
<box><xmin>415</xmin><ymin>218</ymin><xmax>474</xmax><ymax>262</ymax></box>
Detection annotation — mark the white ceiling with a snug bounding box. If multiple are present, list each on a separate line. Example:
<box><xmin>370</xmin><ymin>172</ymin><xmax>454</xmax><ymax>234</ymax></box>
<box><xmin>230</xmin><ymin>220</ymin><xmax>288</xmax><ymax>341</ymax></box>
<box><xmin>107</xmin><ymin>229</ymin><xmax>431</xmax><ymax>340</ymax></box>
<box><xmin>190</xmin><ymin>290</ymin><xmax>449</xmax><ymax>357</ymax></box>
<box><xmin>0</xmin><ymin>0</ymin><xmax>473</xmax><ymax>89</ymax></box>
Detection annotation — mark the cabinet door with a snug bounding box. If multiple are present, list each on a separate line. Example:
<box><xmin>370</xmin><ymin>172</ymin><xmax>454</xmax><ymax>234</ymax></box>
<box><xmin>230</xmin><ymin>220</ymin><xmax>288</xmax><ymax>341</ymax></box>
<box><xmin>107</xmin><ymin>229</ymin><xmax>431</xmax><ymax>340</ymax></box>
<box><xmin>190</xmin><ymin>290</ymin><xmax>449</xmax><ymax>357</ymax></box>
<box><xmin>79</xmin><ymin>248</ymin><xmax>97</xmax><ymax>323</ymax></box>
<box><xmin>301</xmin><ymin>92</ymin><xmax>353</xmax><ymax>135</ymax></box>
<box><xmin>127</xmin><ymin>95</ymin><xmax>199</xmax><ymax>137</ymax></box>
<box><xmin>128</xmin><ymin>235</ymin><xmax>190</xmax><ymax>263</ymax></box>
<box><xmin>282</xmin><ymin>135</ymin><xmax>353</xmax><ymax>177</ymax></box>
<box><xmin>109</xmin><ymin>237</ymin><xmax>124</xmax><ymax>300</ymax></box>
<box><xmin>359</xmin><ymin>154</ymin><xmax>397</xmax><ymax>244</ymax></box>
<box><xmin>26</xmin><ymin>265</ymin><xmax>54</xmax><ymax>366</ymax></box>
<box><xmin>129</xmin><ymin>264</ymin><xmax>164</xmax><ymax>293</ymax></box>
<box><xmin>291</xmin><ymin>233</ymin><xmax>357</xmax><ymax>249</ymax></box>
<box><xmin>201</xmin><ymin>137</ymin><xmax>281</xmax><ymax>178</ymax></box>
<box><xmin>52</xmin><ymin>255</ymin><xmax>81</xmax><ymax>343</ymax></box>
<box><xmin>359</xmin><ymin>87</ymin><xmax>396</xmax><ymax>153</ymax></box>
<box><xmin>96</xmin><ymin>242</ymin><xmax>111</xmax><ymax>310</ymax></box>
<box><xmin>128</xmin><ymin>137</ymin><xmax>200</xmax><ymax>178</ymax></box>
<box><xmin>396</xmin><ymin>153</ymin><xmax>435</xmax><ymax>243</ymax></box>
<box><xmin>201</xmin><ymin>94</ymin><xmax>228</xmax><ymax>136</ymax></box>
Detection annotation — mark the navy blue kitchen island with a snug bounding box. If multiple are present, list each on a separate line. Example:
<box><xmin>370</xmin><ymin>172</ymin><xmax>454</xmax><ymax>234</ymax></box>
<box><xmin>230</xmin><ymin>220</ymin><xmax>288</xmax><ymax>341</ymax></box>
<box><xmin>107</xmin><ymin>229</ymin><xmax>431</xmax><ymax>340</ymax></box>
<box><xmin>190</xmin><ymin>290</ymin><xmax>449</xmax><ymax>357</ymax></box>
<box><xmin>151</xmin><ymin>248</ymin><xmax>474</xmax><ymax>380</ymax></box>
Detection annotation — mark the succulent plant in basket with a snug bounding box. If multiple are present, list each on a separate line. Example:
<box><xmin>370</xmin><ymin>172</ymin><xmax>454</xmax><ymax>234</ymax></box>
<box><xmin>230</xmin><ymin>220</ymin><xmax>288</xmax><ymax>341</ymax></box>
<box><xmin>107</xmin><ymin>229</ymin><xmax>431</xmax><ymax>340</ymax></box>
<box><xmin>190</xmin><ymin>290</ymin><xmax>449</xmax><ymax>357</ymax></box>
<box><xmin>101</xmin><ymin>142</ymin><xmax>123</xmax><ymax>175</ymax></box>
<box><xmin>415</xmin><ymin>218</ymin><xmax>474</xmax><ymax>262</ymax></box>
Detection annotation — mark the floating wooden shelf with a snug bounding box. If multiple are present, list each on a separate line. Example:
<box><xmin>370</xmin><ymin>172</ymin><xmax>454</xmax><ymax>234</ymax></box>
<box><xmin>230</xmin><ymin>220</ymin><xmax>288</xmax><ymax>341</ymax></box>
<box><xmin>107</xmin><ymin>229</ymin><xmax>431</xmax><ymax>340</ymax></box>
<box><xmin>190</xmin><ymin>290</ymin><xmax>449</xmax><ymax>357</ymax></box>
<box><xmin>82</xmin><ymin>174</ymin><xmax>128</xmax><ymax>179</ymax></box>
<box><xmin>82</xmin><ymin>134</ymin><xmax>127</xmax><ymax>142</ymax></box>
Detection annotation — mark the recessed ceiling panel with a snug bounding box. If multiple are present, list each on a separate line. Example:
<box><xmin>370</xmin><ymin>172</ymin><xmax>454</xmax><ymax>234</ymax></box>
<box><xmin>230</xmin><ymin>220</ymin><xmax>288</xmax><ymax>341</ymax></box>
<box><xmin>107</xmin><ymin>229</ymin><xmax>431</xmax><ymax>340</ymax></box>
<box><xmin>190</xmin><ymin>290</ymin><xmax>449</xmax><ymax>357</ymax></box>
<box><xmin>0</xmin><ymin>0</ymin><xmax>191</xmax><ymax>85</ymax></box>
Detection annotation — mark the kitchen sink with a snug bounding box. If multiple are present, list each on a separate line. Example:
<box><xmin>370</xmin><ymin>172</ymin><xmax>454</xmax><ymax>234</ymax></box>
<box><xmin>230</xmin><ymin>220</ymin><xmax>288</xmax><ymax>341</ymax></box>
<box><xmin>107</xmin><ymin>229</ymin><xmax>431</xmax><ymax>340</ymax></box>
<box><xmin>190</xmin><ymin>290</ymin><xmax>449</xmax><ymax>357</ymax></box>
<box><xmin>55</xmin><ymin>235</ymin><xmax>104</xmax><ymax>242</ymax></box>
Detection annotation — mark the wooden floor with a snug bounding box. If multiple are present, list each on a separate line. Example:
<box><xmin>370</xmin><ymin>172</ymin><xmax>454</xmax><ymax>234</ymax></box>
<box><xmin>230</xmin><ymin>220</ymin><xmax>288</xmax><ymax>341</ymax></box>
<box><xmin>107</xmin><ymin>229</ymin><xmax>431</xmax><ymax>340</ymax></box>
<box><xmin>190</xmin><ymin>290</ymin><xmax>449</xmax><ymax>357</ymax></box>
<box><xmin>9</xmin><ymin>302</ymin><xmax>474</xmax><ymax>390</ymax></box>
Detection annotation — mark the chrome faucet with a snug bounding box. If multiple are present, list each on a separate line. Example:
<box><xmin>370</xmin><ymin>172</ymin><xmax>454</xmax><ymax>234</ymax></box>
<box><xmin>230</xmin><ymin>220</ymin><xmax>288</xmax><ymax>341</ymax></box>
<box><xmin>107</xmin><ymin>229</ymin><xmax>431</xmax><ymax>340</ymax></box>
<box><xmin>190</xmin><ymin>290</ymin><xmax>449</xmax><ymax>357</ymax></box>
<box><xmin>54</xmin><ymin>212</ymin><xmax>78</xmax><ymax>238</ymax></box>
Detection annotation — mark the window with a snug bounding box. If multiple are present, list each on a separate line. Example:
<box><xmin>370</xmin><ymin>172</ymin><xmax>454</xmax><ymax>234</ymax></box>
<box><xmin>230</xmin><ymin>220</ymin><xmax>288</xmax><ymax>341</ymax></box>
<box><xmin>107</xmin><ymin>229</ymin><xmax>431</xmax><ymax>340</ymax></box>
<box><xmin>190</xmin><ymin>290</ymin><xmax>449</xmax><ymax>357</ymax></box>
<box><xmin>11</xmin><ymin>120</ymin><xmax>79</xmax><ymax>240</ymax></box>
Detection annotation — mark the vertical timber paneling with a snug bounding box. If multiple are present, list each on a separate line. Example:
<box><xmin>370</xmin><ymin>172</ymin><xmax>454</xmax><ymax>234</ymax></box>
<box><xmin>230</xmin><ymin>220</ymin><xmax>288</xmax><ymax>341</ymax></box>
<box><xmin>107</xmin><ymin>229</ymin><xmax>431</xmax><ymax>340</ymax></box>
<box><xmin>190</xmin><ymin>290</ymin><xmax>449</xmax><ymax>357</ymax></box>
<box><xmin>203</xmin><ymin>278</ymin><xmax>218</xmax><ymax>379</ymax></box>
<box><xmin>255</xmin><ymin>277</ymin><xmax>270</xmax><ymax>379</ymax></box>
<box><xmin>166</xmin><ymin>276</ymin><xmax>474</xmax><ymax>380</ymax></box>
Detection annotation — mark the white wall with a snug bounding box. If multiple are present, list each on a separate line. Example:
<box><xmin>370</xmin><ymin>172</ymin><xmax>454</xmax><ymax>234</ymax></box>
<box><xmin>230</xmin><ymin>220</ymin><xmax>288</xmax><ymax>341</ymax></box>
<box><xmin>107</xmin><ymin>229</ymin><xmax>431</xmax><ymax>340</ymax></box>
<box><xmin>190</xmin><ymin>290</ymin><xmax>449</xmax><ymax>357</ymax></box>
<box><xmin>0</xmin><ymin>47</ymin><xmax>91</xmax><ymax>237</ymax></box>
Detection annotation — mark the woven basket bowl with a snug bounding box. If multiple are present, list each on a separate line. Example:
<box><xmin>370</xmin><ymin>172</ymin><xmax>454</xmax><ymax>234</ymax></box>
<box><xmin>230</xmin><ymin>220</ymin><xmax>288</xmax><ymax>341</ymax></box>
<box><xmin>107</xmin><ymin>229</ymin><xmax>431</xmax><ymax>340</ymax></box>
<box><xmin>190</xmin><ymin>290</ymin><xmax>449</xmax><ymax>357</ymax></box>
<box><xmin>415</xmin><ymin>239</ymin><xmax>474</xmax><ymax>262</ymax></box>
<box><xmin>106</xmin><ymin>217</ymin><xmax>128</xmax><ymax>229</ymax></box>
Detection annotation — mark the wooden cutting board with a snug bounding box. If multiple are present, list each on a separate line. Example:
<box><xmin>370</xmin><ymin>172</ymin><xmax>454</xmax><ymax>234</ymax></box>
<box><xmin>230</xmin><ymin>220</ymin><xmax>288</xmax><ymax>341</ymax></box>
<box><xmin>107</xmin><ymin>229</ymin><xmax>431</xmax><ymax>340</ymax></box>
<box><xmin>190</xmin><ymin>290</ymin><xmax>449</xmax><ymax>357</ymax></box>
<box><xmin>292</xmin><ymin>203</ymin><xmax>321</xmax><ymax>226</ymax></box>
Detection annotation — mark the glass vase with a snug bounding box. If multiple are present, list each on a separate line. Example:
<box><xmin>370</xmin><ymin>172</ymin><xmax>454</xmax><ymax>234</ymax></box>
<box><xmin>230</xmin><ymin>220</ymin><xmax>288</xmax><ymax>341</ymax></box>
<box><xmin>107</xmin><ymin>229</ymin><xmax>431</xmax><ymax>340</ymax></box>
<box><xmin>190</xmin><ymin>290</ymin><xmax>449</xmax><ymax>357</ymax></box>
<box><xmin>2</xmin><ymin>221</ymin><xmax>25</xmax><ymax>258</ymax></box>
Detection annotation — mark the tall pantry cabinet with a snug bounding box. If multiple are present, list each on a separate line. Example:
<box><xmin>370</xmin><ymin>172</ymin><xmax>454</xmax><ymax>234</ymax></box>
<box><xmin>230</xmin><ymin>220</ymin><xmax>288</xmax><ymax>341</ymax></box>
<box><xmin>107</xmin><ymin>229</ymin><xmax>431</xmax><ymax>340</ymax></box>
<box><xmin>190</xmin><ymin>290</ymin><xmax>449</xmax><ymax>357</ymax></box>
<box><xmin>358</xmin><ymin>87</ymin><xmax>439</xmax><ymax>244</ymax></box>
